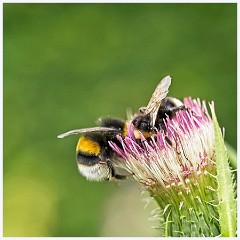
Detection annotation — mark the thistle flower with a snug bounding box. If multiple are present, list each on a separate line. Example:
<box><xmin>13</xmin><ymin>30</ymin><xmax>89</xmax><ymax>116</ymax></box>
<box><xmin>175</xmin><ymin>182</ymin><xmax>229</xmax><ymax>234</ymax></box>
<box><xmin>110</xmin><ymin>97</ymin><xmax>236</xmax><ymax>237</ymax></box>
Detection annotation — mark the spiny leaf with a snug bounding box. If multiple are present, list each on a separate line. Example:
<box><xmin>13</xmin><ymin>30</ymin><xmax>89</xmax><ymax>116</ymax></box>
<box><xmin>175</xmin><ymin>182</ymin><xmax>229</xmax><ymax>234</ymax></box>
<box><xmin>210</xmin><ymin>103</ymin><xmax>237</xmax><ymax>237</ymax></box>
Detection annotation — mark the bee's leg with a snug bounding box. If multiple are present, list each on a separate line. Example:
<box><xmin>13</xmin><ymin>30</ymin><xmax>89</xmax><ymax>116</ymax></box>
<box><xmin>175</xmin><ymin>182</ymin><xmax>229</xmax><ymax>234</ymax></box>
<box><xmin>165</xmin><ymin>136</ymin><xmax>173</xmax><ymax>146</ymax></box>
<box><xmin>106</xmin><ymin>159</ymin><xmax>115</xmax><ymax>181</ymax></box>
<box><xmin>106</xmin><ymin>159</ymin><xmax>127</xmax><ymax>180</ymax></box>
<box><xmin>114</xmin><ymin>174</ymin><xmax>127</xmax><ymax>180</ymax></box>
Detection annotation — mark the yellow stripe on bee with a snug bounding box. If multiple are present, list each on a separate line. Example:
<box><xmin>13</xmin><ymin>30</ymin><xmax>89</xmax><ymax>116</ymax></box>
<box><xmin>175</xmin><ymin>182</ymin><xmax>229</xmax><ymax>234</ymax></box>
<box><xmin>76</xmin><ymin>137</ymin><xmax>101</xmax><ymax>155</ymax></box>
<box><xmin>133</xmin><ymin>130</ymin><xmax>152</xmax><ymax>139</ymax></box>
<box><xmin>123</xmin><ymin>121</ymin><xmax>130</xmax><ymax>137</ymax></box>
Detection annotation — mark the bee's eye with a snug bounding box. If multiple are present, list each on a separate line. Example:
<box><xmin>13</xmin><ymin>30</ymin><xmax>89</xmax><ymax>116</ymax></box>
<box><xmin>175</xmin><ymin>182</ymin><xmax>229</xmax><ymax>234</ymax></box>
<box><xmin>139</xmin><ymin>121</ymin><xmax>149</xmax><ymax>131</ymax></box>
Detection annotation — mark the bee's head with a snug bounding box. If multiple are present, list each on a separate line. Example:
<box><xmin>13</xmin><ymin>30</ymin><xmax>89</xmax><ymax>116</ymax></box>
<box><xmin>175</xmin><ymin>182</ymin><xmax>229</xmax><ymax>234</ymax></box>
<box><xmin>132</xmin><ymin>115</ymin><xmax>151</xmax><ymax>132</ymax></box>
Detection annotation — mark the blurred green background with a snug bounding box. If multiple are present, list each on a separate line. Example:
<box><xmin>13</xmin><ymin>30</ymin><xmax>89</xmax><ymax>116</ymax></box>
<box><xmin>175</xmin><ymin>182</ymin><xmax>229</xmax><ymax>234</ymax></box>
<box><xmin>3</xmin><ymin>3</ymin><xmax>236</xmax><ymax>237</ymax></box>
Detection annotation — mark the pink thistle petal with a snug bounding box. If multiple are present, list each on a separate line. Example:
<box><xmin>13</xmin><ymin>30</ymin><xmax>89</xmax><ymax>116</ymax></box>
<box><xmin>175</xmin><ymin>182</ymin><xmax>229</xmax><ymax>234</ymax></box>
<box><xmin>126</xmin><ymin>123</ymin><xmax>136</xmax><ymax>139</ymax></box>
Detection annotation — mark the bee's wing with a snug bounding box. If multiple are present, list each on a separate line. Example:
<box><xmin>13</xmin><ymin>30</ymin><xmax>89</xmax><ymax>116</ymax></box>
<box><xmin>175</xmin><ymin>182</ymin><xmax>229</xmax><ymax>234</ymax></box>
<box><xmin>144</xmin><ymin>75</ymin><xmax>172</xmax><ymax>126</ymax></box>
<box><xmin>57</xmin><ymin>127</ymin><xmax>121</xmax><ymax>139</ymax></box>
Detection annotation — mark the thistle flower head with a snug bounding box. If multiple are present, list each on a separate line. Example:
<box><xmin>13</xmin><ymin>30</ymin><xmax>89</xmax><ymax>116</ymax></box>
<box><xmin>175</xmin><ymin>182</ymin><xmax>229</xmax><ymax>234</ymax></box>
<box><xmin>110</xmin><ymin>98</ymin><xmax>214</xmax><ymax>190</ymax></box>
<box><xmin>110</xmin><ymin>97</ymin><xmax>220</xmax><ymax>237</ymax></box>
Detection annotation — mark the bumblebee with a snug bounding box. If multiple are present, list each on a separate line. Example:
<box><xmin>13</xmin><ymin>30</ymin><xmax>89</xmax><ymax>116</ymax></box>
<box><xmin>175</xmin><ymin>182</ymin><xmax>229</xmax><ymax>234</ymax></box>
<box><xmin>58</xmin><ymin>118</ymin><xmax>129</xmax><ymax>181</ymax></box>
<box><xmin>132</xmin><ymin>76</ymin><xmax>186</xmax><ymax>138</ymax></box>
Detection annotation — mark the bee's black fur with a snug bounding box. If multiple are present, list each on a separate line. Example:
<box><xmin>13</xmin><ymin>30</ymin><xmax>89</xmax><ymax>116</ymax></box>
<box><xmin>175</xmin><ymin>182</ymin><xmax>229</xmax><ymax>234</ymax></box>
<box><xmin>98</xmin><ymin>118</ymin><xmax>125</xmax><ymax>131</ymax></box>
<box><xmin>77</xmin><ymin>152</ymin><xmax>101</xmax><ymax>165</ymax></box>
